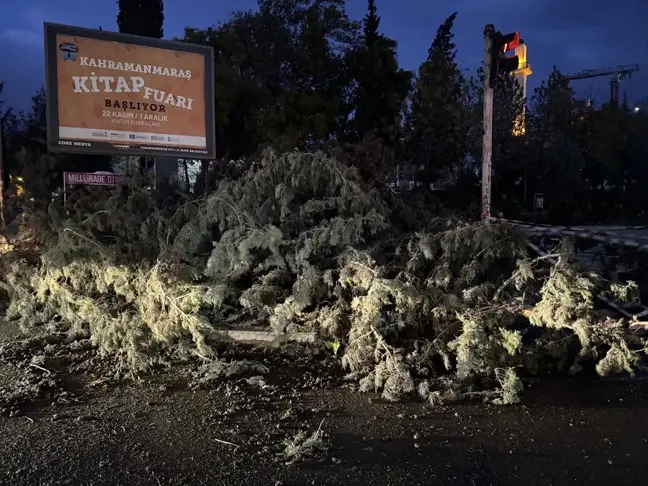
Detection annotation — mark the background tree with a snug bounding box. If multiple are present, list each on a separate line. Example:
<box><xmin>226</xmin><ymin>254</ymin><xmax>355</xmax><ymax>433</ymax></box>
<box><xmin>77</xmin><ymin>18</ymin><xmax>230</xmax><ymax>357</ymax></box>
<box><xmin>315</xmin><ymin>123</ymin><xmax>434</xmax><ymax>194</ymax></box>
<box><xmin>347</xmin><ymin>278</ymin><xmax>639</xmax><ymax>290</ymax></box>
<box><xmin>619</xmin><ymin>107</ymin><xmax>648</xmax><ymax>219</ymax></box>
<box><xmin>0</xmin><ymin>83</ymin><xmax>9</xmax><ymax>126</ymax></box>
<box><xmin>11</xmin><ymin>88</ymin><xmax>113</xmax><ymax>207</ymax></box>
<box><xmin>255</xmin><ymin>0</ymin><xmax>354</xmax><ymax>149</ymax></box>
<box><xmin>525</xmin><ymin>68</ymin><xmax>586</xmax><ymax>223</ymax></box>
<box><xmin>117</xmin><ymin>0</ymin><xmax>165</xmax><ymax>173</ymax></box>
<box><xmin>117</xmin><ymin>0</ymin><xmax>164</xmax><ymax>38</ymax></box>
<box><xmin>0</xmin><ymin>82</ymin><xmax>15</xmax><ymax>192</ymax></box>
<box><xmin>405</xmin><ymin>12</ymin><xmax>469</xmax><ymax>189</ymax></box>
<box><xmin>489</xmin><ymin>72</ymin><xmax>527</xmax><ymax>215</ymax></box>
<box><xmin>183</xmin><ymin>0</ymin><xmax>359</xmax><ymax>159</ymax></box>
<box><xmin>1</xmin><ymin>2</ymin><xmax>647</xmax><ymax>224</ymax></box>
<box><xmin>347</xmin><ymin>0</ymin><xmax>412</xmax><ymax>147</ymax></box>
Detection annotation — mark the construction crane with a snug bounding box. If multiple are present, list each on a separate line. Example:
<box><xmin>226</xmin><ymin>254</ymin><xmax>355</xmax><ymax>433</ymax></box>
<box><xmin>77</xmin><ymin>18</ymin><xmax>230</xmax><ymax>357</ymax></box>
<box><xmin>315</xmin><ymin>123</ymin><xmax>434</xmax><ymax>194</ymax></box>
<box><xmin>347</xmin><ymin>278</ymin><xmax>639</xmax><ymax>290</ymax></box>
<box><xmin>562</xmin><ymin>64</ymin><xmax>639</xmax><ymax>106</ymax></box>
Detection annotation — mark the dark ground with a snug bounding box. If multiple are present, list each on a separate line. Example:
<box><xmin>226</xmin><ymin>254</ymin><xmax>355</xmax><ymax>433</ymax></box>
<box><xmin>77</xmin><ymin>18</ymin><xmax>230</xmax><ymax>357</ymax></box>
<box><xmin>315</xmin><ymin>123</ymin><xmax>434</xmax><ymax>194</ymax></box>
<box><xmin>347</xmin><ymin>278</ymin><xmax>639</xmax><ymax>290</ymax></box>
<box><xmin>1</xmin><ymin>338</ymin><xmax>647</xmax><ymax>486</ymax></box>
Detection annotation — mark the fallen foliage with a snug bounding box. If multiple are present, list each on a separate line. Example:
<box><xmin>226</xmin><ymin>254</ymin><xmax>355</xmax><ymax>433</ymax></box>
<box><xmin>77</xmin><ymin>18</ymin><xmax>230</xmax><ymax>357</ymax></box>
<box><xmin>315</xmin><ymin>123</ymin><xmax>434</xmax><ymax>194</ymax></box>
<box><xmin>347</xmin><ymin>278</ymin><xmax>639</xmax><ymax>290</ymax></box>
<box><xmin>282</xmin><ymin>419</ymin><xmax>330</xmax><ymax>464</ymax></box>
<box><xmin>194</xmin><ymin>359</ymin><xmax>270</xmax><ymax>388</ymax></box>
<box><xmin>0</xmin><ymin>149</ymin><xmax>646</xmax><ymax>405</ymax></box>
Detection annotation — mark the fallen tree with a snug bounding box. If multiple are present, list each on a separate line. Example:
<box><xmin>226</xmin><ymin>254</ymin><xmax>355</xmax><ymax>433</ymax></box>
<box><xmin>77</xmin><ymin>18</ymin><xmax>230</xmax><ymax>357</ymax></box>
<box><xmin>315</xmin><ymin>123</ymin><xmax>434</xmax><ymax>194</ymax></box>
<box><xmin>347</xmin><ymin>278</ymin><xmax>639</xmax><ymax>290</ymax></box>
<box><xmin>1</xmin><ymin>150</ymin><xmax>646</xmax><ymax>404</ymax></box>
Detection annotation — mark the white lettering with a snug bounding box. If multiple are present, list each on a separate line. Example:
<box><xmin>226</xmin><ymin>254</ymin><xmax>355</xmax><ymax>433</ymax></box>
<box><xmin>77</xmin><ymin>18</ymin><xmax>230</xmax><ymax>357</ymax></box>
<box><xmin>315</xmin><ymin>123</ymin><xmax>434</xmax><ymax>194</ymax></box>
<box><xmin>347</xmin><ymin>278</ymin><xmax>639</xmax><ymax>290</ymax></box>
<box><xmin>99</xmin><ymin>76</ymin><xmax>114</xmax><ymax>92</ymax></box>
<box><xmin>89</xmin><ymin>72</ymin><xmax>99</xmax><ymax>92</ymax></box>
<box><xmin>69</xmin><ymin>57</ymin><xmax>194</xmax><ymax>80</ymax></box>
<box><xmin>153</xmin><ymin>89</ymin><xmax>165</xmax><ymax>103</ymax></box>
<box><xmin>69</xmin><ymin>56</ymin><xmax>196</xmax><ymax>110</ymax></box>
<box><xmin>130</xmin><ymin>76</ymin><xmax>145</xmax><ymax>92</ymax></box>
<box><xmin>72</xmin><ymin>76</ymin><xmax>90</xmax><ymax>93</ymax></box>
<box><xmin>115</xmin><ymin>77</ymin><xmax>131</xmax><ymax>93</ymax></box>
<box><xmin>164</xmin><ymin>93</ymin><xmax>176</xmax><ymax>106</ymax></box>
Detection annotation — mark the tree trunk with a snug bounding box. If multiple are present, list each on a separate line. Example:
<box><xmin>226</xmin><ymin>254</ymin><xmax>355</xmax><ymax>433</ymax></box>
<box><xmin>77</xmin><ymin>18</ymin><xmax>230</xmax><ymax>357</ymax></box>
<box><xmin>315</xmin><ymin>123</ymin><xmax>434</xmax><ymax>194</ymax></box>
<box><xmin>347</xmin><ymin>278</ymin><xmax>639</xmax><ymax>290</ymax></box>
<box><xmin>183</xmin><ymin>159</ymin><xmax>191</xmax><ymax>192</ymax></box>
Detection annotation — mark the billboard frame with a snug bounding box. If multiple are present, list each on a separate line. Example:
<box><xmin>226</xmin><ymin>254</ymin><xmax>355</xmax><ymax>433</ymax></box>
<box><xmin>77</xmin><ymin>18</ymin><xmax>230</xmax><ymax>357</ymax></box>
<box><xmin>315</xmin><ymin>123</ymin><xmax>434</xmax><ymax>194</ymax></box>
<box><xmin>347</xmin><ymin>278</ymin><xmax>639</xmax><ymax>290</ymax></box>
<box><xmin>44</xmin><ymin>22</ymin><xmax>216</xmax><ymax>159</ymax></box>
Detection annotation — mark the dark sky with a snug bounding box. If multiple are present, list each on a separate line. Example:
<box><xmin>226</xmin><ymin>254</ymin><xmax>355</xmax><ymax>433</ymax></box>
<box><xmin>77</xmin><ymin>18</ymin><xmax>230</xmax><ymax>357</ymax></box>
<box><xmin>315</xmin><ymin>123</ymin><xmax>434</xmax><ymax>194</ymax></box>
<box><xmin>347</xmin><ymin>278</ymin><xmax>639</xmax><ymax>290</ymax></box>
<box><xmin>0</xmin><ymin>0</ymin><xmax>646</xmax><ymax>112</ymax></box>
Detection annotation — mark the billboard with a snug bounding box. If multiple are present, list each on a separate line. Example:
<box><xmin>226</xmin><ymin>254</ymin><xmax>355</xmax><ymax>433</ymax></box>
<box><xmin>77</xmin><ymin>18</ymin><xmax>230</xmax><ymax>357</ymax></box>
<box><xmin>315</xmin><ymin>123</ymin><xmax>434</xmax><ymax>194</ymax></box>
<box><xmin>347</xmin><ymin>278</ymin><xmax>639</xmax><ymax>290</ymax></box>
<box><xmin>44</xmin><ymin>23</ymin><xmax>216</xmax><ymax>159</ymax></box>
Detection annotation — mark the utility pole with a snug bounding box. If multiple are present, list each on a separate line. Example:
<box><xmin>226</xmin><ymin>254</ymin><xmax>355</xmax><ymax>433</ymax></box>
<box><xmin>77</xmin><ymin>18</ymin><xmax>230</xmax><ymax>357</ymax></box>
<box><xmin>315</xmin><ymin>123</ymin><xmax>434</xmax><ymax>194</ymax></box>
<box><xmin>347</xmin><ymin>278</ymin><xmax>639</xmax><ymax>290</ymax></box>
<box><xmin>481</xmin><ymin>24</ymin><xmax>494</xmax><ymax>221</ymax></box>
<box><xmin>481</xmin><ymin>25</ymin><xmax>523</xmax><ymax>220</ymax></box>
<box><xmin>0</xmin><ymin>116</ymin><xmax>5</xmax><ymax>228</ymax></box>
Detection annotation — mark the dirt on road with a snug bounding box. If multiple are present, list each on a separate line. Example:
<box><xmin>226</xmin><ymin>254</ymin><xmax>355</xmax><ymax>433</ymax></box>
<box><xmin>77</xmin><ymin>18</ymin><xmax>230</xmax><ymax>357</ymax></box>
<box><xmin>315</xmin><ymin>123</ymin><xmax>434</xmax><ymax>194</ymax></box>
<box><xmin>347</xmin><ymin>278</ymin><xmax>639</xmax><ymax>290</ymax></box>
<box><xmin>0</xmin><ymin>340</ymin><xmax>647</xmax><ymax>486</ymax></box>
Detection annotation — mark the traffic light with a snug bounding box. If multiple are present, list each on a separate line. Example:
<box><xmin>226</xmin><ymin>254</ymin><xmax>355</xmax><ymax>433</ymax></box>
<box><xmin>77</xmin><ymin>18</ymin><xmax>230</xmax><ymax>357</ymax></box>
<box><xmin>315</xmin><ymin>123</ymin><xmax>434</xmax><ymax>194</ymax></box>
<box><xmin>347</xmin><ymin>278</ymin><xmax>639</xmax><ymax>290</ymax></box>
<box><xmin>495</xmin><ymin>31</ymin><xmax>520</xmax><ymax>54</ymax></box>
<box><xmin>491</xmin><ymin>31</ymin><xmax>521</xmax><ymax>81</ymax></box>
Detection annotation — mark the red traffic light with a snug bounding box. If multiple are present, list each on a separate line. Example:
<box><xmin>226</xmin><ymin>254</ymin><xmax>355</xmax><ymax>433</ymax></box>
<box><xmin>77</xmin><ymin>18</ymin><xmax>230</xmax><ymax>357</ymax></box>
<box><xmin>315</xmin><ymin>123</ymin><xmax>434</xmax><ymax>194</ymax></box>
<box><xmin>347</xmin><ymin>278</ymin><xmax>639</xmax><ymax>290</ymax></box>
<box><xmin>495</xmin><ymin>31</ymin><xmax>520</xmax><ymax>53</ymax></box>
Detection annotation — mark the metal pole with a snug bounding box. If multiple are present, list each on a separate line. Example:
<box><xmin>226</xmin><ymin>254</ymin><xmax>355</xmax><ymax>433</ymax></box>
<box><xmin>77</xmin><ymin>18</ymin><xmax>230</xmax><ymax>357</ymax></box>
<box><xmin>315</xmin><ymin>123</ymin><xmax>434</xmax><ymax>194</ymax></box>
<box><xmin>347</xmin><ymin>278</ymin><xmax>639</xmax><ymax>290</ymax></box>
<box><xmin>395</xmin><ymin>164</ymin><xmax>399</xmax><ymax>189</ymax></box>
<box><xmin>153</xmin><ymin>157</ymin><xmax>157</xmax><ymax>190</ymax></box>
<box><xmin>63</xmin><ymin>172</ymin><xmax>67</xmax><ymax>209</ymax></box>
<box><xmin>524</xmin><ymin>168</ymin><xmax>527</xmax><ymax>209</ymax></box>
<box><xmin>481</xmin><ymin>24</ymin><xmax>495</xmax><ymax>221</ymax></box>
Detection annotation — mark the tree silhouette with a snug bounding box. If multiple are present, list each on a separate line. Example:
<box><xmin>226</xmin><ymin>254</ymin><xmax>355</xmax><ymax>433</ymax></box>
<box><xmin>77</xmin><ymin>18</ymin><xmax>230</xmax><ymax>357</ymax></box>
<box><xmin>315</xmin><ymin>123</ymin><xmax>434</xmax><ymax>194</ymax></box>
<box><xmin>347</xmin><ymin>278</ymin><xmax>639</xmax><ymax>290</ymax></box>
<box><xmin>349</xmin><ymin>0</ymin><xmax>411</xmax><ymax>148</ymax></box>
<box><xmin>117</xmin><ymin>0</ymin><xmax>164</xmax><ymax>38</ymax></box>
<box><xmin>406</xmin><ymin>12</ymin><xmax>469</xmax><ymax>187</ymax></box>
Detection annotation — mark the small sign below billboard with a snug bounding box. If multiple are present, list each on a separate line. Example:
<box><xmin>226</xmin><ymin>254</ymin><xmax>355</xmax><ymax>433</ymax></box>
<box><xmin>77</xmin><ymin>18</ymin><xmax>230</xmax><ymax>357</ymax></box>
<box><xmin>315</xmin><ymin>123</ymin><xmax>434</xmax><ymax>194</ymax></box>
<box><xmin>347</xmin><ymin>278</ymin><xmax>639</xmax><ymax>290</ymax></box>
<box><xmin>64</xmin><ymin>171</ymin><xmax>126</xmax><ymax>186</ymax></box>
<box><xmin>63</xmin><ymin>171</ymin><xmax>126</xmax><ymax>208</ymax></box>
<box><xmin>534</xmin><ymin>192</ymin><xmax>544</xmax><ymax>212</ymax></box>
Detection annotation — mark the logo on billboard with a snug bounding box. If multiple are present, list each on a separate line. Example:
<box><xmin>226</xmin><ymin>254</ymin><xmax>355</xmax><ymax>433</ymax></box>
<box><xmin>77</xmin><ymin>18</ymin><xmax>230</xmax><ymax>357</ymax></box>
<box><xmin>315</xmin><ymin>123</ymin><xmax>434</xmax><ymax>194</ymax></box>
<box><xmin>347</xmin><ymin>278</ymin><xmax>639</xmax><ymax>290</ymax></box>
<box><xmin>110</xmin><ymin>132</ymin><xmax>126</xmax><ymax>139</ymax></box>
<box><xmin>59</xmin><ymin>42</ymin><xmax>78</xmax><ymax>61</ymax></box>
<box><xmin>167</xmin><ymin>136</ymin><xmax>179</xmax><ymax>142</ymax></box>
<box><xmin>130</xmin><ymin>134</ymin><xmax>148</xmax><ymax>140</ymax></box>
<box><xmin>151</xmin><ymin>135</ymin><xmax>166</xmax><ymax>141</ymax></box>
<box><xmin>91</xmin><ymin>131</ymin><xmax>107</xmax><ymax>138</ymax></box>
